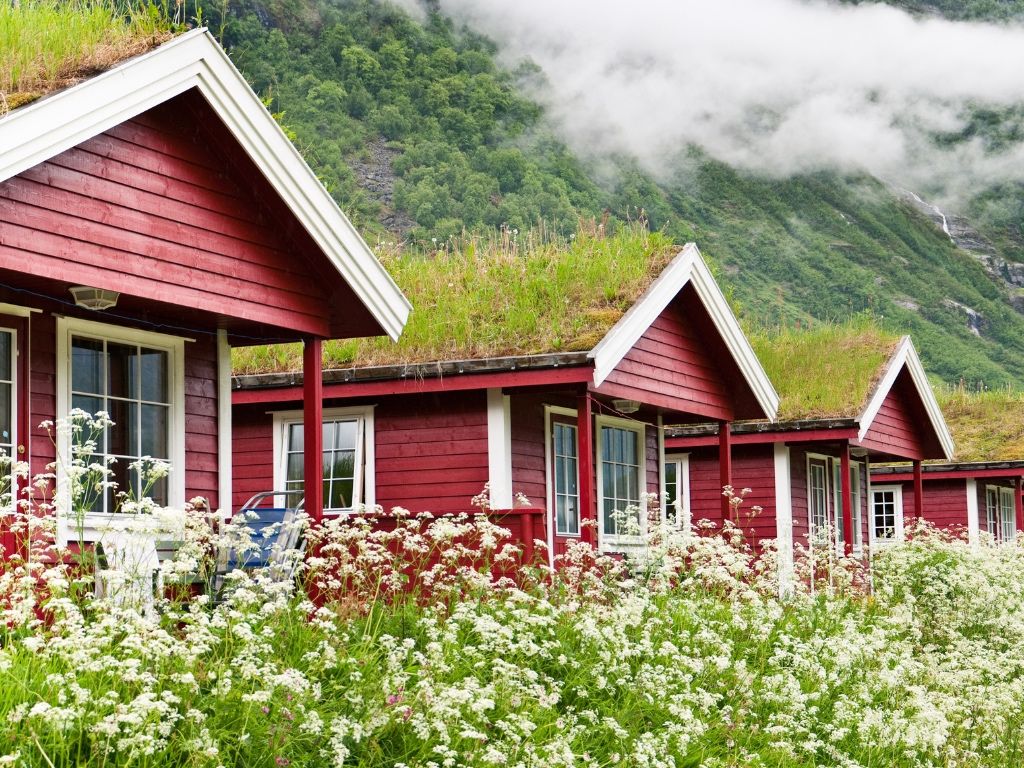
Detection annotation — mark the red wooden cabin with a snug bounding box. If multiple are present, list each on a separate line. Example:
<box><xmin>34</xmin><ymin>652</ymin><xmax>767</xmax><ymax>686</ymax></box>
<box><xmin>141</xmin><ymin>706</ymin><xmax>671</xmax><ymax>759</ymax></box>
<box><xmin>232</xmin><ymin>243</ymin><xmax>780</xmax><ymax>563</ymax></box>
<box><xmin>0</xmin><ymin>30</ymin><xmax>409</xmax><ymax>551</ymax></box>
<box><xmin>868</xmin><ymin>391</ymin><xmax>1024</xmax><ymax>543</ymax></box>
<box><xmin>666</xmin><ymin>335</ymin><xmax>954</xmax><ymax>580</ymax></box>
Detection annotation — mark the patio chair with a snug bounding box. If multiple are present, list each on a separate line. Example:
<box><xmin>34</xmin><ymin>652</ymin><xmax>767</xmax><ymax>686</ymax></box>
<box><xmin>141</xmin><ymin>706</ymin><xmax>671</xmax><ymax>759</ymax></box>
<box><xmin>212</xmin><ymin>490</ymin><xmax>307</xmax><ymax>596</ymax></box>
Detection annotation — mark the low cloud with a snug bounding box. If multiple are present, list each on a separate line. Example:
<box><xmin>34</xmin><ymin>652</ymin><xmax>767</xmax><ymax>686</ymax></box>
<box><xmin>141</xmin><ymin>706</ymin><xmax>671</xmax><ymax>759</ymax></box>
<box><xmin>416</xmin><ymin>0</ymin><xmax>1024</xmax><ymax>202</ymax></box>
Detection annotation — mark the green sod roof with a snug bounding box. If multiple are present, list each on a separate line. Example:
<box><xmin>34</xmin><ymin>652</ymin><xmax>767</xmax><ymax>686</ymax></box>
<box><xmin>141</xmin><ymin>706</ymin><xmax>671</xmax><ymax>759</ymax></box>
<box><xmin>1</xmin><ymin>0</ymin><xmax>172</xmax><ymax>116</ymax></box>
<box><xmin>749</xmin><ymin>319</ymin><xmax>901</xmax><ymax>421</ymax></box>
<box><xmin>232</xmin><ymin>226</ymin><xmax>680</xmax><ymax>375</ymax></box>
<box><xmin>936</xmin><ymin>386</ymin><xmax>1024</xmax><ymax>463</ymax></box>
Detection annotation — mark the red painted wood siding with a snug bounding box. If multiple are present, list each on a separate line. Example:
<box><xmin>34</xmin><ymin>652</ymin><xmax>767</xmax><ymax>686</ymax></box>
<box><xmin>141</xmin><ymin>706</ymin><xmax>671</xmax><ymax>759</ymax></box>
<box><xmin>596</xmin><ymin>285</ymin><xmax>762</xmax><ymax>421</ymax></box>
<box><xmin>375</xmin><ymin>393</ymin><xmax>489</xmax><ymax>513</ymax></box>
<box><xmin>510</xmin><ymin>394</ymin><xmax>548</xmax><ymax>507</ymax></box>
<box><xmin>687</xmin><ymin>445</ymin><xmax>777</xmax><ymax>548</ymax></box>
<box><xmin>859</xmin><ymin>370</ymin><xmax>933</xmax><ymax>460</ymax></box>
<box><xmin>899</xmin><ymin>478</ymin><xmax>967</xmax><ymax>531</ymax></box>
<box><xmin>0</xmin><ymin>95</ymin><xmax>337</xmax><ymax>337</ymax></box>
<box><xmin>234</xmin><ymin>392</ymin><xmax>491</xmax><ymax>516</ymax></box>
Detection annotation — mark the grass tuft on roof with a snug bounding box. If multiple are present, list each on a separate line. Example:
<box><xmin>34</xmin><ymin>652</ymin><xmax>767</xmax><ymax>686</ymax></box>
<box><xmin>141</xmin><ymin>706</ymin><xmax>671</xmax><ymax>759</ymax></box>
<box><xmin>232</xmin><ymin>223</ymin><xmax>679</xmax><ymax>375</ymax></box>
<box><xmin>936</xmin><ymin>385</ymin><xmax>1024</xmax><ymax>462</ymax></box>
<box><xmin>750</xmin><ymin>317</ymin><xmax>900</xmax><ymax>421</ymax></box>
<box><xmin>0</xmin><ymin>0</ymin><xmax>173</xmax><ymax>116</ymax></box>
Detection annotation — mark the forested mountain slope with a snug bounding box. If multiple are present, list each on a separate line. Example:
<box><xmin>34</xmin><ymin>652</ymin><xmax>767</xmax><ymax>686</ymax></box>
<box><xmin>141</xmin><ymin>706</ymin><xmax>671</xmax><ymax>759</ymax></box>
<box><xmin>215</xmin><ymin>0</ymin><xmax>1024</xmax><ymax>386</ymax></box>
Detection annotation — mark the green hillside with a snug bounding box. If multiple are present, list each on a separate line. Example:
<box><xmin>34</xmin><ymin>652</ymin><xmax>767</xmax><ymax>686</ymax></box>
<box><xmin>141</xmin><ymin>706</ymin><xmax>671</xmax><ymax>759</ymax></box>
<box><xmin>212</xmin><ymin>0</ymin><xmax>1024</xmax><ymax>386</ymax></box>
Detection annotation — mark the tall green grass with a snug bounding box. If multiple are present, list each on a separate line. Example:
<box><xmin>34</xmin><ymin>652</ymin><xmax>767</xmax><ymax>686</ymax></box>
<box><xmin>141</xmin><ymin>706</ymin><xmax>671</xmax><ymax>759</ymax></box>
<box><xmin>936</xmin><ymin>383</ymin><xmax>1024</xmax><ymax>461</ymax></box>
<box><xmin>0</xmin><ymin>0</ymin><xmax>171</xmax><ymax>111</ymax></box>
<box><xmin>233</xmin><ymin>223</ymin><xmax>678</xmax><ymax>374</ymax></box>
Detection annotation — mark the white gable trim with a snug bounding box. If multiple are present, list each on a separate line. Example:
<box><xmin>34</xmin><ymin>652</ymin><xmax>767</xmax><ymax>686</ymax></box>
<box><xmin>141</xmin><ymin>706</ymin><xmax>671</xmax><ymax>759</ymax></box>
<box><xmin>856</xmin><ymin>336</ymin><xmax>954</xmax><ymax>459</ymax></box>
<box><xmin>587</xmin><ymin>243</ymin><xmax>779</xmax><ymax>420</ymax></box>
<box><xmin>0</xmin><ymin>29</ymin><xmax>410</xmax><ymax>341</ymax></box>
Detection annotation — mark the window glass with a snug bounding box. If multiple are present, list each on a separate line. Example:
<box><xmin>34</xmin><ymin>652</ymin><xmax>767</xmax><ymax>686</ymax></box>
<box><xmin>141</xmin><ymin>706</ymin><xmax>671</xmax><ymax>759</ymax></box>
<box><xmin>872</xmin><ymin>489</ymin><xmax>898</xmax><ymax>541</ymax></box>
<box><xmin>552</xmin><ymin>421</ymin><xmax>579</xmax><ymax>535</ymax></box>
<box><xmin>1000</xmin><ymin>487</ymin><xmax>1016</xmax><ymax>542</ymax></box>
<box><xmin>808</xmin><ymin>459</ymin><xmax>829</xmax><ymax>535</ymax></box>
<box><xmin>601</xmin><ymin>425</ymin><xmax>641</xmax><ymax>537</ymax></box>
<box><xmin>285</xmin><ymin>416</ymin><xmax>362</xmax><ymax>511</ymax></box>
<box><xmin>69</xmin><ymin>334</ymin><xmax>172</xmax><ymax>511</ymax></box>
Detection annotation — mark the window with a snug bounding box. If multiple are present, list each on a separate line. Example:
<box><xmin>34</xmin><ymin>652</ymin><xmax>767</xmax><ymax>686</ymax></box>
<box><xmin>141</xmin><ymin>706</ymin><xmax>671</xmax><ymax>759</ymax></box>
<box><xmin>808</xmin><ymin>455</ymin><xmax>863</xmax><ymax>553</ymax></box>
<box><xmin>808</xmin><ymin>457</ymin><xmax>830</xmax><ymax>537</ymax></box>
<box><xmin>273</xmin><ymin>407</ymin><xmax>374</xmax><ymax>513</ymax></box>
<box><xmin>550</xmin><ymin>419</ymin><xmax>580</xmax><ymax>536</ymax></box>
<box><xmin>597</xmin><ymin>418</ymin><xmax>644</xmax><ymax>544</ymax></box>
<box><xmin>0</xmin><ymin>326</ymin><xmax>17</xmax><ymax>508</ymax></box>
<box><xmin>985</xmin><ymin>485</ymin><xmax>1016</xmax><ymax>543</ymax></box>
<box><xmin>57</xmin><ymin>318</ymin><xmax>185</xmax><ymax>513</ymax></box>
<box><xmin>871</xmin><ymin>486</ymin><xmax>904</xmax><ymax>544</ymax></box>
<box><xmin>663</xmin><ymin>454</ymin><xmax>690</xmax><ymax>528</ymax></box>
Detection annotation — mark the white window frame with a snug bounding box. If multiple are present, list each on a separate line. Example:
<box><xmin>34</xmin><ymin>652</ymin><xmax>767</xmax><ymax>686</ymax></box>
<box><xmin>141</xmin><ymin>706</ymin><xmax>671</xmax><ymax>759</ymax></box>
<box><xmin>870</xmin><ymin>484</ymin><xmax>904</xmax><ymax>545</ymax></box>
<box><xmin>0</xmin><ymin>322</ymin><xmax>19</xmax><ymax>511</ymax></box>
<box><xmin>807</xmin><ymin>453</ymin><xmax>864</xmax><ymax>555</ymax></box>
<box><xmin>985</xmin><ymin>485</ymin><xmax>1016</xmax><ymax>543</ymax></box>
<box><xmin>55</xmin><ymin>316</ymin><xmax>187</xmax><ymax>535</ymax></box>
<box><xmin>662</xmin><ymin>453</ymin><xmax>691</xmax><ymax>530</ymax></box>
<box><xmin>807</xmin><ymin>453</ymin><xmax>832</xmax><ymax>546</ymax></box>
<box><xmin>544</xmin><ymin>405</ymin><xmax>581</xmax><ymax>538</ymax></box>
<box><xmin>271</xmin><ymin>406</ymin><xmax>375</xmax><ymax>514</ymax></box>
<box><xmin>595</xmin><ymin>414</ymin><xmax>647</xmax><ymax>553</ymax></box>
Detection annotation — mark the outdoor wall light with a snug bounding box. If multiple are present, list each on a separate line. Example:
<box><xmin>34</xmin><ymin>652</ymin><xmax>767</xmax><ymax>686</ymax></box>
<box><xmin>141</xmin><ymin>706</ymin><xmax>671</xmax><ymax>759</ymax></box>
<box><xmin>69</xmin><ymin>285</ymin><xmax>119</xmax><ymax>311</ymax></box>
<box><xmin>612</xmin><ymin>398</ymin><xmax>641</xmax><ymax>414</ymax></box>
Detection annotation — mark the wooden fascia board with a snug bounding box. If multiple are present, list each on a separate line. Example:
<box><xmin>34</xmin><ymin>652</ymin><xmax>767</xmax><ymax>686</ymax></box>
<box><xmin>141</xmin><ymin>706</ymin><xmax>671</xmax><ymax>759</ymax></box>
<box><xmin>587</xmin><ymin>244</ymin><xmax>780</xmax><ymax>420</ymax></box>
<box><xmin>233</xmin><ymin>365</ymin><xmax>594</xmax><ymax>405</ymax></box>
<box><xmin>665</xmin><ymin>425</ymin><xmax>858</xmax><ymax>450</ymax></box>
<box><xmin>0</xmin><ymin>29</ymin><xmax>410</xmax><ymax>341</ymax></box>
<box><xmin>856</xmin><ymin>336</ymin><xmax>955</xmax><ymax>459</ymax></box>
<box><xmin>873</xmin><ymin>468</ymin><xmax>1024</xmax><ymax>482</ymax></box>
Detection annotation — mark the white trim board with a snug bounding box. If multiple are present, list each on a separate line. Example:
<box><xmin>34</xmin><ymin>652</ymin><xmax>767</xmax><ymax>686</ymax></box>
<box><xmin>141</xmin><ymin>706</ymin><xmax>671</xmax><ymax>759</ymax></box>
<box><xmin>486</xmin><ymin>388</ymin><xmax>513</xmax><ymax>509</ymax></box>
<box><xmin>773</xmin><ymin>444</ymin><xmax>794</xmax><ymax>598</ymax></box>
<box><xmin>0</xmin><ymin>29</ymin><xmax>410</xmax><ymax>342</ymax></box>
<box><xmin>856</xmin><ymin>336</ymin><xmax>954</xmax><ymax>459</ymax></box>
<box><xmin>587</xmin><ymin>243</ymin><xmax>779</xmax><ymax>421</ymax></box>
<box><xmin>216</xmin><ymin>329</ymin><xmax>232</xmax><ymax>517</ymax></box>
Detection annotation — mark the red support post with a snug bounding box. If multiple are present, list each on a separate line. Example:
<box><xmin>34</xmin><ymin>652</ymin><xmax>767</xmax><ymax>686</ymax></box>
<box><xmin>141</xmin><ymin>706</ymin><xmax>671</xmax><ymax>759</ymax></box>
<box><xmin>840</xmin><ymin>445</ymin><xmax>853</xmax><ymax>556</ymax></box>
<box><xmin>521</xmin><ymin>510</ymin><xmax>535</xmax><ymax>565</ymax></box>
<box><xmin>577</xmin><ymin>392</ymin><xmax>595</xmax><ymax>547</ymax></box>
<box><xmin>913</xmin><ymin>460</ymin><xmax>924</xmax><ymax>522</ymax></box>
<box><xmin>719</xmin><ymin>421</ymin><xmax>733</xmax><ymax>520</ymax></box>
<box><xmin>1016</xmin><ymin>477</ymin><xmax>1024</xmax><ymax>534</ymax></box>
<box><xmin>303</xmin><ymin>338</ymin><xmax>324</xmax><ymax>524</ymax></box>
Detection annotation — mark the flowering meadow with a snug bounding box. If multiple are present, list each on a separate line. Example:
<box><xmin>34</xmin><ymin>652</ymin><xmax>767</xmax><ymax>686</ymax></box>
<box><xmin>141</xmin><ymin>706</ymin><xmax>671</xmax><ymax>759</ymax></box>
<box><xmin>0</xmin><ymin>416</ymin><xmax>1021</xmax><ymax>768</ymax></box>
<box><xmin>1</xmin><ymin>501</ymin><xmax>1024</xmax><ymax>768</ymax></box>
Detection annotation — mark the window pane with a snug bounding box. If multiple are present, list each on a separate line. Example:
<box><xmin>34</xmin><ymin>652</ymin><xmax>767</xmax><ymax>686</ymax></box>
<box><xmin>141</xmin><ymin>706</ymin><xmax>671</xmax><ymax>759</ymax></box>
<box><xmin>140</xmin><ymin>404</ymin><xmax>168</xmax><ymax>458</ymax></box>
<box><xmin>71</xmin><ymin>338</ymin><xmax>103</xmax><ymax>396</ymax></box>
<box><xmin>107</xmin><ymin>342</ymin><xmax>136</xmax><ymax>400</ymax></box>
<box><xmin>288</xmin><ymin>423</ymin><xmax>304</xmax><ymax>451</ymax></box>
<box><xmin>107</xmin><ymin>400</ymin><xmax>137</xmax><ymax>458</ymax></box>
<box><xmin>321</xmin><ymin>422</ymin><xmax>335</xmax><ymax>453</ymax></box>
<box><xmin>0</xmin><ymin>382</ymin><xmax>11</xmax><ymax>447</ymax></box>
<box><xmin>139</xmin><ymin>348</ymin><xmax>168</xmax><ymax>403</ymax></box>
<box><xmin>71</xmin><ymin>394</ymin><xmax>102</xmax><ymax>421</ymax></box>
<box><xmin>286</xmin><ymin>453</ymin><xmax>303</xmax><ymax>483</ymax></box>
<box><xmin>334</xmin><ymin>420</ymin><xmax>358</xmax><ymax>450</ymax></box>
<box><xmin>0</xmin><ymin>331</ymin><xmax>11</xmax><ymax>382</ymax></box>
<box><xmin>327</xmin><ymin>479</ymin><xmax>352</xmax><ymax>510</ymax></box>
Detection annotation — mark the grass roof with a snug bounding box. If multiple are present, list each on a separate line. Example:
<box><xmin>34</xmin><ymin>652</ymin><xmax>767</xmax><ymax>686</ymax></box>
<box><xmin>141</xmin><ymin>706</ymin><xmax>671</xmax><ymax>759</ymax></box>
<box><xmin>1</xmin><ymin>0</ymin><xmax>173</xmax><ymax>115</ymax></box>
<box><xmin>935</xmin><ymin>386</ymin><xmax>1024</xmax><ymax>462</ymax></box>
<box><xmin>232</xmin><ymin>225</ymin><xmax>679</xmax><ymax>375</ymax></box>
<box><xmin>750</xmin><ymin>318</ymin><xmax>901</xmax><ymax>421</ymax></box>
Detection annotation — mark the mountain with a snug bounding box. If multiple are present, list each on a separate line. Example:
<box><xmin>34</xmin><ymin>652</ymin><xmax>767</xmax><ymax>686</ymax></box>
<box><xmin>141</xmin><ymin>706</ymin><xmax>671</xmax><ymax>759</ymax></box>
<box><xmin>214</xmin><ymin>0</ymin><xmax>1024</xmax><ymax>386</ymax></box>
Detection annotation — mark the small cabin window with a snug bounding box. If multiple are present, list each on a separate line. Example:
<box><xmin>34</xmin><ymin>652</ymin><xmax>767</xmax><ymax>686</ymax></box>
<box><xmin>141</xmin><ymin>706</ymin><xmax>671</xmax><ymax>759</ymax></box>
<box><xmin>550</xmin><ymin>420</ymin><xmax>580</xmax><ymax>536</ymax></box>
<box><xmin>985</xmin><ymin>485</ymin><xmax>1016</xmax><ymax>543</ymax></box>
<box><xmin>273</xmin><ymin>407</ymin><xmax>374</xmax><ymax>513</ymax></box>
<box><xmin>871</xmin><ymin>486</ymin><xmax>904</xmax><ymax>544</ymax></box>
<box><xmin>597</xmin><ymin>418</ymin><xmax>644</xmax><ymax>544</ymax></box>
<box><xmin>663</xmin><ymin>454</ymin><xmax>690</xmax><ymax>529</ymax></box>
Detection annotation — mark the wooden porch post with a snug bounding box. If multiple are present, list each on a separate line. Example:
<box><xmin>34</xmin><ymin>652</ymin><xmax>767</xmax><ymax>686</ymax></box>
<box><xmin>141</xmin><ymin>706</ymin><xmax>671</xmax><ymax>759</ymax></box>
<box><xmin>303</xmin><ymin>338</ymin><xmax>324</xmax><ymax>524</ymax></box>
<box><xmin>840</xmin><ymin>445</ymin><xmax>853</xmax><ymax>556</ymax></box>
<box><xmin>912</xmin><ymin>460</ymin><xmax>924</xmax><ymax>522</ymax></box>
<box><xmin>719</xmin><ymin>421</ymin><xmax>733</xmax><ymax>520</ymax></box>
<box><xmin>577</xmin><ymin>392</ymin><xmax>595</xmax><ymax>547</ymax></box>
